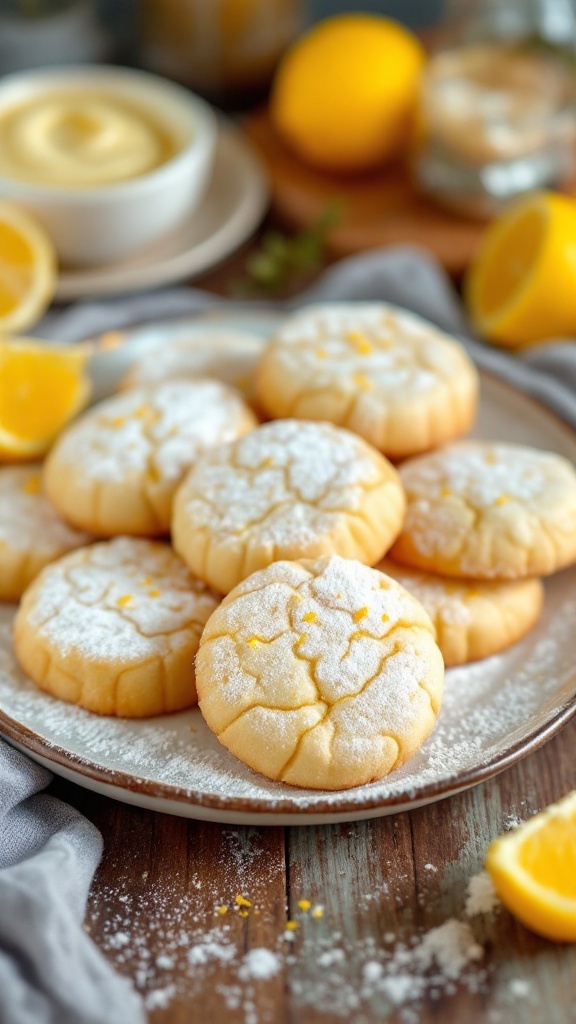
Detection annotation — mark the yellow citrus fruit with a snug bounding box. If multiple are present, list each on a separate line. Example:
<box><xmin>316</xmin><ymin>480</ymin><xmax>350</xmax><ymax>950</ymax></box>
<box><xmin>0</xmin><ymin>338</ymin><xmax>91</xmax><ymax>461</ymax></box>
<box><xmin>270</xmin><ymin>13</ymin><xmax>425</xmax><ymax>173</ymax></box>
<box><xmin>486</xmin><ymin>791</ymin><xmax>576</xmax><ymax>942</ymax></box>
<box><xmin>465</xmin><ymin>191</ymin><xmax>576</xmax><ymax>349</ymax></box>
<box><xmin>0</xmin><ymin>200</ymin><xmax>56</xmax><ymax>334</ymax></box>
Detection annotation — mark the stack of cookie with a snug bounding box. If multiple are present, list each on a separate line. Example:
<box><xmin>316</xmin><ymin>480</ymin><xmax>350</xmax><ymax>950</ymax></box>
<box><xmin>8</xmin><ymin>303</ymin><xmax>576</xmax><ymax>792</ymax></box>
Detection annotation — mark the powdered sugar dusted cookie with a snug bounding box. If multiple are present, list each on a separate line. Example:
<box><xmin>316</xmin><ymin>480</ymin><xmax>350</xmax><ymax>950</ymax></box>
<box><xmin>14</xmin><ymin>537</ymin><xmax>220</xmax><ymax>717</ymax></box>
<box><xmin>120</xmin><ymin>329</ymin><xmax>264</xmax><ymax>400</ymax></box>
<box><xmin>256</xmin><ymin>303</ymin><xmax>478</xmax><ymax>458</ymax></box>
<box><xmin>196</xmin><ymin>555</ymin><xmax>444</xmax><ymax>790</ymax></box>
<box><xmin>172</xmin><ymin>419</ymin><xmax>405</xmax><ymax>594</ymax></box>
<box><xmin>378</xmin><ymin>558</ymin><xmax>543</xmax><ymax>666</ymax></box>
<box><xmin>391</xmin><ymin>442</ymin><xmax>576</xmax><ymax>579</ymax></box>
<box><xmin>0</xmin><ymin>465</ymin><xmax>92</xmax><ymax>602</ymax></box>
<box><xmin>44</xmin><ymin>379</ymin><xmax>257</xmax><ymax>537</ymax></box>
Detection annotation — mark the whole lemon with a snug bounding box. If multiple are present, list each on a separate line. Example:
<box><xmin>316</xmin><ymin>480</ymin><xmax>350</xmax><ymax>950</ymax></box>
<box><xmin>270</xmin><ymin>13</ymin><xmax>425</xmax><ymax>173</ymax></box>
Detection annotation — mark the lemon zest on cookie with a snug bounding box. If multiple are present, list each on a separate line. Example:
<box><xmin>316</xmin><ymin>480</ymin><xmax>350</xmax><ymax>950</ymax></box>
<box><xmin>235</xmin><ymin>895</ymin><xmax>252</xmax><ymax>908</ymax></box>
<box><xmin>116</xmin><ymin>594</ymin><xmax>133</xmax><ymax>608</ymax></box>
<box><xmin>353</xmin><ymin>606</ymin><xmax>369</xmax><ymax>622</ymax></box>
<box><xmin>303</xmin><ymin>611</ymin><xmax>317</xmax><ymax>623</ymax></box>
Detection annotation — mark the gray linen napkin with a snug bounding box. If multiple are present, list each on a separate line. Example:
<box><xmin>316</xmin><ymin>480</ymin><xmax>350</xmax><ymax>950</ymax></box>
<box><xmin>0</xmin><ymin>743</ymin><xmax>145</xmax><ymax>1024</ymax></box>
<box><xmin>2</xmin><ymin>244</ymin><xmax>576</xmax><ymax>1024</ymax></box>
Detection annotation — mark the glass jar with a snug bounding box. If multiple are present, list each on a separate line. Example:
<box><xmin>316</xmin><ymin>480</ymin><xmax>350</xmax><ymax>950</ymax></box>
<box><xmin>414</xmin><ymin>0</ymin><xmax>576</xmax><ymax>217</ymax></box>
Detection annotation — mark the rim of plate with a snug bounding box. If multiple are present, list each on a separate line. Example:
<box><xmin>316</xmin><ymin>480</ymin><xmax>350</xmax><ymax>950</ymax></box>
<box><xmin>2</xmin><ymin>371</ymin><xmax>576</xmax><ymax>816</ymax></box>
<box><xmin>0</xmin><ymin>691</ymin><xmax>575</xmax><ymax>815</ymax></box>
<box><xmin>54</xmin><ymin>121</ymin><xmax>269</xmax><ymax>301</ymax></box>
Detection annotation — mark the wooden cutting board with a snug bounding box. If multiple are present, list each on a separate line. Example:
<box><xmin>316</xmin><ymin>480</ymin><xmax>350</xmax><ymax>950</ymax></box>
<box><xmin>243</xmin><ymin>106</ymin><xmax>487</xmax><ymax>277</ymax></box>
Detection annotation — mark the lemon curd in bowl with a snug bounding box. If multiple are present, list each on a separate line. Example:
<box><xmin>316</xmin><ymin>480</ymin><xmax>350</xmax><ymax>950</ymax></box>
<box><xmin>0</xmin><ymin>66</ymin><xmax>217</xmax><ymax>267</ymax></box>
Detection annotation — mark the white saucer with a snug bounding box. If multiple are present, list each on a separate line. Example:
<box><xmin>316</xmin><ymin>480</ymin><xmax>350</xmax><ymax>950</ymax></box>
<box><xmin>54</xmin><ymin>121</ymin><xmax>269</xmax><ymax>301</ymax></box>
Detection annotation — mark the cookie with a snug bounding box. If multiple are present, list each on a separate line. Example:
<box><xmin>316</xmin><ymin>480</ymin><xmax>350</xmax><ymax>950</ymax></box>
<box><xmin>44</xmin><ymin>379</ymin><xmax>257</xmax><ymax>537</ymax></box>
<box><xmin>378</xmin><ymin>558</ymin><xmax>544</xmax><ymax>666</ymax></box>
<box><xmin>196</xmin><ymin>555</ymin><xmax>443</xmax><ymax>789</ymax></box>
<box><xmin>255</xmin><ymin>303</ymin><xmax>478</xmax><ymax>458</ymax></box>
<box><xmin>172</xmin><ymin>418</ymin><xmax>406</xmax><ymax>594</ymax></box>
<box><xmin>120</xmin><ymin>329</ymin><xmax>264</xmax><ymax>400</ymax></box>
<box><xmin>391</xmin><ymin>442</ymin><xmax>576</xmax><ymax>579</ymax></box>
<box><xmin>0</xmin><ymin>464</ymin><xmax>91</xmax><ymax>602</ymax></box>
<box><xmin>14</xmin><ymin>537</ymin><xmax>220</xmax><ymax>717</ymax></box>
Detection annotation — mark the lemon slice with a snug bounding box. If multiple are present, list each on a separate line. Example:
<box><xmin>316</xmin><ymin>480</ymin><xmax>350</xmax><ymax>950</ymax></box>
<box><xmin>0</xmin><ymin>201</ymin><xmax>56</xmax><ymax>333</ymax></box>
<box><xmin>0</xmin><ymin>338</ymin><xmax>91</xmax><ymax>461</ymax></box>
<box><xmin>486</xmin><ymin>791</ymin><xmax>576</xmax><ymax>941</ymax></box>
<box><xmin>465</xmin><ymin>191</ymin><xmax>576</xmax><ymax>349</ymax></box>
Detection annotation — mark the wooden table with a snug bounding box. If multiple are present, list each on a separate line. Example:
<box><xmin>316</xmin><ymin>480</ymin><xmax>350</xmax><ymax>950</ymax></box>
<box><xmin>45</xmin><ymin>256</ymin><xmax>576</xmax><ymax>1023</ymax></box>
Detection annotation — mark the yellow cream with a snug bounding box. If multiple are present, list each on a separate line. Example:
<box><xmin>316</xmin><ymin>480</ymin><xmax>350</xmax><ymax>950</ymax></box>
<box><xmin>0</xmin><ymin>92</ymin><xmax>178</xmax><ymax>187</ymax></box>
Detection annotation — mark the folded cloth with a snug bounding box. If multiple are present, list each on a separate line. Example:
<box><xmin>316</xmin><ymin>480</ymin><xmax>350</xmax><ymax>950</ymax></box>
<box><xmin>0</xmin><ymin>743</ymin><xmax>145</xmax><ymax>1024</ymax></box>
<box><xmin>2</xmin><ymin>244</ymin><xmax>575</xmax><ymax>1024</ymax></box>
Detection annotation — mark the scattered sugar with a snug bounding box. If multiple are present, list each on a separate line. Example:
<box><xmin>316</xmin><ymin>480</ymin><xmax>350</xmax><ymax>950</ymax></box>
<box><xmin>238</xmin><ymin>949</ymin><xmax>280</xmax><ymax>981</ymax></box>
<box><xmin>177</xmin><ymin>418</ymin><xmax>392</xmax><ymax>551</ymax></box>
<box><xmin>464</xmin><ymin>871</ymin><xmax>500</xmax><ymax>918</ymax></box>
<box><xmin>509</xmin><ymin>978</ymin><xmax>531</xmax><ymax>998</ymax></box>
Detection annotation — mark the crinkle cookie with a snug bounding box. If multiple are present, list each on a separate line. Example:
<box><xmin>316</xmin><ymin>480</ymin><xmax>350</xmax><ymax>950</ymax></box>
<box><xmin>378</xmin><ymin>558</ymin><xmax>544</xmax><ymax>666</ymax></box>
<box><xmin>196</xmin><ymin>555</ymin><xmax>444</xmax><ymax>790</ymax></box>
<box><xmin>172</xmin><ymin>419</ymin><xmax>405</xmax><ymax>594</ymax></box>
<box><xmin>255</xmin><ymin>303</ymin><xmax>478</xmax><ymax>458</ymax></box>
<box><xmin>391</xmin><ymin>442</ymin><xmax>576</xmax><ymax>579</ymax></box>
<box><xmin>120</xmin><ymin>329</ymin><xmax>264</xmax><ymax>400</ymax></box>
<box><xmin>14</xmin><ymin>537</ymin><xmax>220</xmax><ymax>717</ymax></box>
<box><xmin>44</xmin><ymin>379</ymin><xmax>257</xmax><ymax>536</ymax></box>
<box><xmin>0</xmin><ymin>464</ymin><xmax>92</xmax><ymax>602</ymax></box>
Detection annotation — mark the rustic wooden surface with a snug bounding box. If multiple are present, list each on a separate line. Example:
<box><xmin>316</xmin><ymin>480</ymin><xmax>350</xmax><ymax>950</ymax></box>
<box><xmin>49</xmin><ymin>717</ymin><xmax>576</xmax><ymax>1024</ymax></box>
<box><xmin>242</xmin><ymin>107</ymin><xmax>488</xmax><ymax>277</ymax></box>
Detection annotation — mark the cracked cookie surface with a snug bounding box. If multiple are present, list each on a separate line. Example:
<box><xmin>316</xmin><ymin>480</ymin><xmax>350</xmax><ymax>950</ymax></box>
<box><xmin>44</xmin><ymin>379</ymin><xmax>257</xmax><ymax>537</ymax></box>
<box><xmin>172</xmin><ymin>419</ymin><xmax>406</xmax><ymax>594</ymax></box>
<box><xmin>0</xmin><ymin>465</ymin><xmax>92</xmax><ymax>601</ymax></box>
<box><xmin>14</xmin><ymin>536</ymin><xmax>220</xmax><ymax>717</ymax></box>
<box><xmin>378</xmin><ymin>558</ymin><xmax>543</xmax><ymax>666</ymax></box>
<box><xmin>196</xmin><ymin>555</ymin><xmax>444</xmax><ymax>790</ymax></box>
<box><xmin>391</xmin><ymin>442</ymin><xmax>576</xmax><ymax>579</ymax></box>
<box><xmin>255</xmin><ymin>303</ymin><xmax>478</xmax><ymax>458</ymax></box>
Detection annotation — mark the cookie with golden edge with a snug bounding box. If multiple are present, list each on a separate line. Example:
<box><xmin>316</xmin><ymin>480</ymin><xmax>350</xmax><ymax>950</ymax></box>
<box><xmin>255</xmin><ymin>303</ymin><xmax>478</xmax><ymax>458</ymax></box>
<box><xmin>0</xmin><ymin>464</ymin><xmax>91</xmax><ymax>602</ymax></box>
<box><xmin>44</xmin><ymin>379</ymin><xmax>257</xmax><ymax>537</ymax></box>
<box><xmin>196</xmin><ymin>555</ymin><xmax>444</xmax><ymax>790</ymax></box>
<box><xmin>14</xmin><ymin>537</ymin><xmax>220</xmax><ymax>717</ymax></box>
<box><xmin>172</xmin><ymin>418</ymin><xmax>406</xmax><ymax>595</ymax></box>
<box><xmin>378</xmin><ymin>558</ymin><xmax>544</xmax><ymax>666</ymax></box>
<box><xmin>120</xmin><ymin>329</ymin><xmax>264</xmax><ymax>401</ymax></box>
<box><xmin>391</xmin><ymin>442</ymin><xmax>576</xmax><ymax>580</ymax></box>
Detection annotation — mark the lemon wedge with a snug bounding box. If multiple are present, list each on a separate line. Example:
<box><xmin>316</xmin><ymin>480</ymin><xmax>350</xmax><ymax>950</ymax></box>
<box><xmin>486</xmin><ymin>790</ymin><xmax>576</xmax><ymax>942</ymax></box>
<box><xmin>0</xmin><ymin>338</ymin><xmax>90</xmax><ymax>461</ymax></box>
<box><xmin>0</xmin><ymin>200</ymin><xmax>56</xmax><ymax>334</ymax></box>
<box><xmin>465</xmin><ymin>191</ymin><xmax>576</xmax><ymax>348</ymax></box>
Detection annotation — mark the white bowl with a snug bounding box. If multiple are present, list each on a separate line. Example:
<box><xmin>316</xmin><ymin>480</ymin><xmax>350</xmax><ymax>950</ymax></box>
<box><xmin>0</xmin><ymin>65</ymin><xmax>217</xmax><ymax>267</ymax></box>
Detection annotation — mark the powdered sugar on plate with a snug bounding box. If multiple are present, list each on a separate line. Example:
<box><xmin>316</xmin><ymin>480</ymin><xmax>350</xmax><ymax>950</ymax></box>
<box><xmin>1</xmin><ymin>564</ymin><xmax>575</xmax><ymax>822</ymax></box>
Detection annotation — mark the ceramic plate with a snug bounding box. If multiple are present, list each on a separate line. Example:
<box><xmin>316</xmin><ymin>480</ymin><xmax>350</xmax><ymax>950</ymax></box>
<box><xmin>54</xmin><ymin>122</ymin><xmax>269</xmax><ymax>301</ymax></box>
<box><xmin>1</xmin><ymin>315</ymin><xmax>575</xmax><ymax>825</ymax></box>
